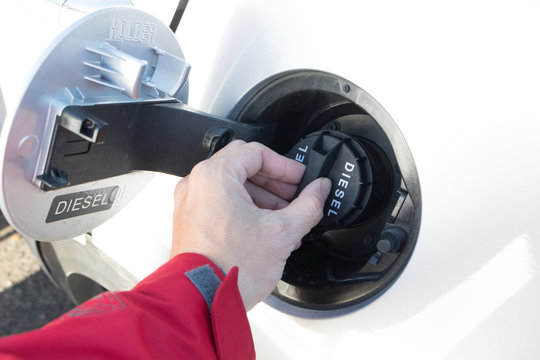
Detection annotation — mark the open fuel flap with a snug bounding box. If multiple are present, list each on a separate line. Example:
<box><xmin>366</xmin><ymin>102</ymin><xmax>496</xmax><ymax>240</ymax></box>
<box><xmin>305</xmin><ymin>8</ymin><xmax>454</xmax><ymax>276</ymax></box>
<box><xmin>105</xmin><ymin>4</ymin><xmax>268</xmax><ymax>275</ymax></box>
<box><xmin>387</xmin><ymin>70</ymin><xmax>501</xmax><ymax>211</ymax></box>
<box><xmin>230</xmin><ymin>71</ymin><xmax>421</xmax><ymax>310</ymax></box>
<box><xmin>0</xmin><ymin>8</ymin><xmax>420</xmax><ymax>311</ymax></box>
<box><xmin>0</xmin><ymin>7</ymin><xmax>275</xmax><ymax>242</ymax></box>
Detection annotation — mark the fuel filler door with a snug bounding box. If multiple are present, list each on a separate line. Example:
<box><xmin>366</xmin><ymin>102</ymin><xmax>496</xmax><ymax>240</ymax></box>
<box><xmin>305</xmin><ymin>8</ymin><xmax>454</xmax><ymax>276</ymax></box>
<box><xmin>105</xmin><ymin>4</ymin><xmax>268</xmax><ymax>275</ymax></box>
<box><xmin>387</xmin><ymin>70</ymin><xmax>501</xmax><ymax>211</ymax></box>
<box><xmin>0</xmin><ymin>8</ymin><xmax>274</xmax><ymax>242</ymax></box>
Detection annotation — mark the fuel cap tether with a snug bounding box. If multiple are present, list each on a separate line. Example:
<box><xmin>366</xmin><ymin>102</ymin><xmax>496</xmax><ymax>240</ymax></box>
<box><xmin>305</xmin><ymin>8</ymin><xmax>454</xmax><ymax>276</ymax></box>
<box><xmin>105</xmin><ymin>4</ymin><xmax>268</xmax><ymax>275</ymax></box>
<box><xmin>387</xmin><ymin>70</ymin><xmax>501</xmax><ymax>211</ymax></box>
<box><xmin>286</xmin><ymin>130</ymin><xmax>373</xmax><ymax>229</ymax></box>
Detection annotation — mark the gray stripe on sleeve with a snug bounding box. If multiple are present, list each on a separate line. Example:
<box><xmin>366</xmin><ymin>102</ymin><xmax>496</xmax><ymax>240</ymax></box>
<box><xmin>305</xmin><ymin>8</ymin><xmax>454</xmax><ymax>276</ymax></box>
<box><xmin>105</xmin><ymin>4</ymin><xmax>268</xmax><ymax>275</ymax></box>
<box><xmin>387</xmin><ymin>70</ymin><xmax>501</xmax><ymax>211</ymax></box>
<box><xmin>185</xmin><ymin>264</ymin><xmax>222</xmax><ymax>310</ymax></box>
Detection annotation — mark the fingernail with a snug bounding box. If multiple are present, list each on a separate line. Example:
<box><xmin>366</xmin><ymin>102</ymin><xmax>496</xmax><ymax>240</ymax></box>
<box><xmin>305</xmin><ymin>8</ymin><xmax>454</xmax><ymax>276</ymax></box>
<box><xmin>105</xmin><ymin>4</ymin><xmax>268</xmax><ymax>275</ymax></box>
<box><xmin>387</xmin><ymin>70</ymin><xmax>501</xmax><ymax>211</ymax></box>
<box><xmin>321</xmin><ymin>178</ymin><xmax>332</xmax><ymax>199</ymax></box>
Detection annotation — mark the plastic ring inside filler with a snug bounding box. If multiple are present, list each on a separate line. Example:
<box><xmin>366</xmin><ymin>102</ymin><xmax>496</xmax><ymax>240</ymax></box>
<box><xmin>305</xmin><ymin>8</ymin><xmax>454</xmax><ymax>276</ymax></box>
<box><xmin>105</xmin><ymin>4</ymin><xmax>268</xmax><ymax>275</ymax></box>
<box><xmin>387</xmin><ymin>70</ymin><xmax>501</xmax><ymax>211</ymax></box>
<box><xmin>231</xmin><ymin>70</ymin><xmax>422</xmax><ymax>311</ymax></box>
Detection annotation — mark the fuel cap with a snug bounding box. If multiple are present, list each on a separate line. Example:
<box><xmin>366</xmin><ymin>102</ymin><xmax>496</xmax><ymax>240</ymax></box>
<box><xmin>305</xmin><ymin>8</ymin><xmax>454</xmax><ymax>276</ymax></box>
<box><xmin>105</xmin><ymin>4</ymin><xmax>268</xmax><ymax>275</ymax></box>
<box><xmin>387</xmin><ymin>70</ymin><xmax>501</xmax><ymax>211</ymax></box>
<box><xmin>286</xmin><ymin>130</ymin><xmax>373</xmax><ymax>228</ymax></box>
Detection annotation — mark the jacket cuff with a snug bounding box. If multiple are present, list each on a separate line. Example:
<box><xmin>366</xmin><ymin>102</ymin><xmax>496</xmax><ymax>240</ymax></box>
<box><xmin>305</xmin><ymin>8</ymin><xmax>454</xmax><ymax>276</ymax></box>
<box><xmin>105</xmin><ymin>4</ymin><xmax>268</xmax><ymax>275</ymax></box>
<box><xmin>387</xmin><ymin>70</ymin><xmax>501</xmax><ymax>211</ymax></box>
<box><xmin>168</xmin><ymin>253</ymin><xmax>255</xmax><ymax>360</ymax></box>
<box><xmin>211</xmin><ymin>266</ymin><xmax>255</xmax><ymax>360</ymax></box>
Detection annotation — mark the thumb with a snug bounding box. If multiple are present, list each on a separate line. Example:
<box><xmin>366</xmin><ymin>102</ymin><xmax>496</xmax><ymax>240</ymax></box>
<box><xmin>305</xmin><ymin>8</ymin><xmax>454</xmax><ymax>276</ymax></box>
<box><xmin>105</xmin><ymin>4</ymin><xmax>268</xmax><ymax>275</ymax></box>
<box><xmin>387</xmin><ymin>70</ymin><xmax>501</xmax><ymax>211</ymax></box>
<box><xmin>277</xmin><ymin>177</ymin><xmax>332</xmax><ymax>236</ymax></box>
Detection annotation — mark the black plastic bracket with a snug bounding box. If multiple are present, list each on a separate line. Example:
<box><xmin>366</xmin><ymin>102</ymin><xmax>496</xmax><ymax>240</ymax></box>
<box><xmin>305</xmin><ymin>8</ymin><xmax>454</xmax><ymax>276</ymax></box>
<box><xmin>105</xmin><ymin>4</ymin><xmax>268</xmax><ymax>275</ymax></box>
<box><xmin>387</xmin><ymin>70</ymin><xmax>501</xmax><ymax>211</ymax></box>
<box><xmin>39</xmin><ymin>101</ymin><xmax>277</xmax><ymax>190</ymax></box>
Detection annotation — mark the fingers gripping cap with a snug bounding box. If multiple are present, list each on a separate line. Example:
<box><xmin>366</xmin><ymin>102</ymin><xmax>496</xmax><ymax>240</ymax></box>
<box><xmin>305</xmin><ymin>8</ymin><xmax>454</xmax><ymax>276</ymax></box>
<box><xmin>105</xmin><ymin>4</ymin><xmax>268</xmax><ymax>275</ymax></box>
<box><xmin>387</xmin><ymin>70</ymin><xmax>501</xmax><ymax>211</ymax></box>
<box><xmin>286</xmin><ymin>131</ymin><xmax>373</xmax><ymax>229</ymax></box>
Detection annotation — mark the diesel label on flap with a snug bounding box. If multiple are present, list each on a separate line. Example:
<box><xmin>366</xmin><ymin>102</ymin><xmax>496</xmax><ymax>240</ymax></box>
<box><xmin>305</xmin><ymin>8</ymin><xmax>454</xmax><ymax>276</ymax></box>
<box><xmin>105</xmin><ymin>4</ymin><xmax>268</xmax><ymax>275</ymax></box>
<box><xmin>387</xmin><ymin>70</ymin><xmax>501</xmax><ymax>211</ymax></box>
<box><xmin>46</xmin><ymin>186</ymin><xmax>119</xmax><ymax>223</ymax></box>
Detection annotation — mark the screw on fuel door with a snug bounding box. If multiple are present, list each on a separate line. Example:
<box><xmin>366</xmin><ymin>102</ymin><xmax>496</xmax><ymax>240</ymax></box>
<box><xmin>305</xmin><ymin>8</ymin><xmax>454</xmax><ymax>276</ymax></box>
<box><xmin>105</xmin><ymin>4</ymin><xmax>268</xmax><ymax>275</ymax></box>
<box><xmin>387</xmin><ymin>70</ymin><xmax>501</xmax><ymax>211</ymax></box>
<box><xmin>286</xmin><ymin>130</ymin><xmax>373</xmax><ymax>229</ymax></box>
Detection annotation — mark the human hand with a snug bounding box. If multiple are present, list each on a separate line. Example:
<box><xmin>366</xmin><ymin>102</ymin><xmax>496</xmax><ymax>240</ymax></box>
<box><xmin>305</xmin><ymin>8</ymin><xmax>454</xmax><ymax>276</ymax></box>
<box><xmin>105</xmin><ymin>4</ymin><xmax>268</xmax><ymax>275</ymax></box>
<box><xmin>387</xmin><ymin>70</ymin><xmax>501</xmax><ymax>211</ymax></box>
<box><xmin>170</xmin><ymin>140</ymin><xmax>331</xmax><ymax>311</ymax></box>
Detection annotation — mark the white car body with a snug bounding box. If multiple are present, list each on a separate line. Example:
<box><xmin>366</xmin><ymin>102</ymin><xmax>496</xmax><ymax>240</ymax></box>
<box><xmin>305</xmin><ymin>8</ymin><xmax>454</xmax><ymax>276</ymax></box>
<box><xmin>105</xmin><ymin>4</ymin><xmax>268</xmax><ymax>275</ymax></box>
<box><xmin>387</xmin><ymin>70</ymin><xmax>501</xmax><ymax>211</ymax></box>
<box><xmin>1</xmin><ymin>0</ymin><xmax>539</xmax><ymax>359</ymax></box>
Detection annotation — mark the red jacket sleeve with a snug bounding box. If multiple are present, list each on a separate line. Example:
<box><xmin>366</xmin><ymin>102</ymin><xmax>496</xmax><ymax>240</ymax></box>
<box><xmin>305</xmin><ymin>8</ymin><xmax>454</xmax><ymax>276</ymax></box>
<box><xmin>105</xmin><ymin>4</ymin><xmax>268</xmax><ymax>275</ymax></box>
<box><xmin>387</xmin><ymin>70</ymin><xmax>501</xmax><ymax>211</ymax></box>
<box><xmin>0</xmin><ymin>253</ymin><xmax>255</xmax><ymax>360</ymax></box>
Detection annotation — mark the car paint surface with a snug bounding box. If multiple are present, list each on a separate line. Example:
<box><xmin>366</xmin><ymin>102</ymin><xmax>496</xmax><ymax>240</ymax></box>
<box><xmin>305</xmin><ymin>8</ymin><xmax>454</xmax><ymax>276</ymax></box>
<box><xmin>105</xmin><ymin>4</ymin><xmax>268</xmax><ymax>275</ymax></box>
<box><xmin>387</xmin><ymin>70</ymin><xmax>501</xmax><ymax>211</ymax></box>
<box><xmin>1</xmin><ymin>0</ymin><xmax>539</xmax><ymax>359</ymax></box>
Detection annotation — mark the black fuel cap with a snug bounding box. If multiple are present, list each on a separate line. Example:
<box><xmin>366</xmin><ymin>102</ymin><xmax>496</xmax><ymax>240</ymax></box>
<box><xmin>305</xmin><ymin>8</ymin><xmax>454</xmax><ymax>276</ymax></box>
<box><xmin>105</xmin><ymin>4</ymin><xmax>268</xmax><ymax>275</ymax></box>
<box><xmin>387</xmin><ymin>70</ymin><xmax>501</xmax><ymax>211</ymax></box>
<box><xmin>286</xmin><ymin>130</ymin><xmax>373</xmax><ymax>228</ymax></box>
